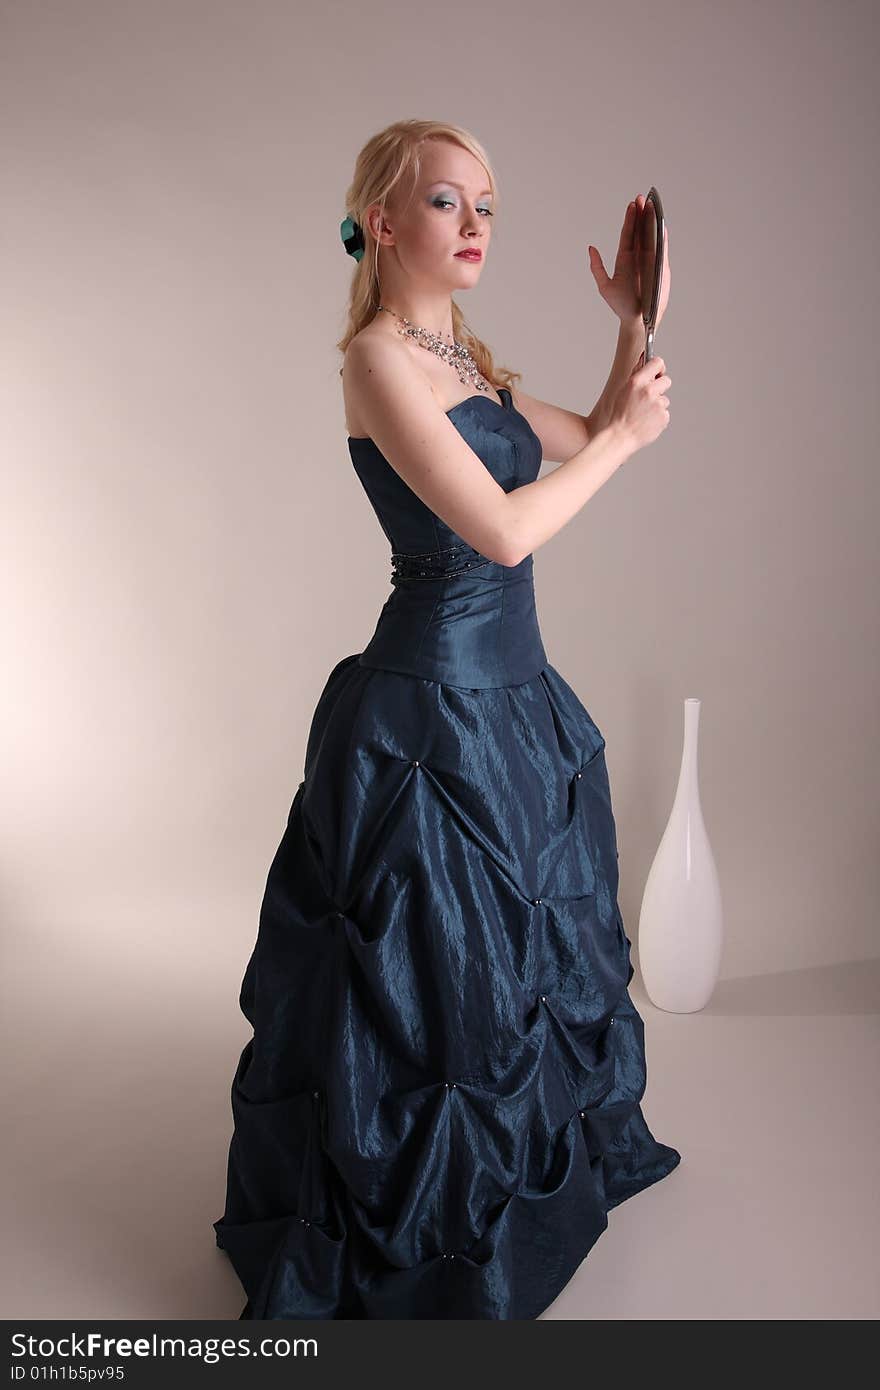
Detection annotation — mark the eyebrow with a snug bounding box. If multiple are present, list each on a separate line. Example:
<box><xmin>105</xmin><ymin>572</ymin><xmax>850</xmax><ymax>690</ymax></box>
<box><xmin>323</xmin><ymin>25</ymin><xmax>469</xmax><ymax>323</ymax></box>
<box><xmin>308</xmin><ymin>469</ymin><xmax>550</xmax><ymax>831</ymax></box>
<box><xmin>426</xmin><ymin>179</ymin><xmax>493</xmax><ymax>197</ymax></box>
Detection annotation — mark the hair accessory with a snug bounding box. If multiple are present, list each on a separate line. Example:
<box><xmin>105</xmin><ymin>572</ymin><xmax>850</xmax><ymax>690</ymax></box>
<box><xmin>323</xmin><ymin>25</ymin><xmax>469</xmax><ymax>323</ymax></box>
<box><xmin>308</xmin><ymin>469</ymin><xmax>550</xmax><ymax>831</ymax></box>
<box><xmin>340</xmin><ymin>216</ymin><xmax>365</xmax><ymax>262</ymax></box>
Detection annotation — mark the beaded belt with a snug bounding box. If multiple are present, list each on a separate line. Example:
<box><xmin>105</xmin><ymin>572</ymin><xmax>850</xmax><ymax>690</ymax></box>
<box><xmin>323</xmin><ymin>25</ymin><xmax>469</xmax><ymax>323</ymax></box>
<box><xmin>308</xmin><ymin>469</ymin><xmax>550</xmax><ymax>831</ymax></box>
<box><xmin>390</xmin><ymin>542</ymin><xmax>494</xmax><ymax>584</ymax></box>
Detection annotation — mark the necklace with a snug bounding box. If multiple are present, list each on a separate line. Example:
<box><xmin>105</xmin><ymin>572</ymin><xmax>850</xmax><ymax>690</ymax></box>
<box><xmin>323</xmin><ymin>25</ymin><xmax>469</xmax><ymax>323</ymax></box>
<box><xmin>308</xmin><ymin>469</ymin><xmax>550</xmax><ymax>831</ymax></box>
<box><xmin>377</xmin><ymin>304</ymin><xmax>491</xmax><ymax>393</ymax></box>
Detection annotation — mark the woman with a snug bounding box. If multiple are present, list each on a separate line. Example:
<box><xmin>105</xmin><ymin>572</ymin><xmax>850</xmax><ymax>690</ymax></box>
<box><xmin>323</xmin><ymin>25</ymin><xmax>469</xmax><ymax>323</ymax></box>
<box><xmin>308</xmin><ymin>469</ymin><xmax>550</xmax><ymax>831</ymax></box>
<box><xmin>213</xmin><ymin>118</ymin><xmax>679</xmax><ymax>1320</ymax></box>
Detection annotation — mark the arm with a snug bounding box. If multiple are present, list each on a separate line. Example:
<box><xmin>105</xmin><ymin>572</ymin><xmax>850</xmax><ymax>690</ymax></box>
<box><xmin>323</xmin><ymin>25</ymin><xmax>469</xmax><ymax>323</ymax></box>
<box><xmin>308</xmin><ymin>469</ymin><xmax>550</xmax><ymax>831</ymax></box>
<box><xmin>345</xmin><ymin>332</ymin><xmax>639</xmax><ymax>571</ymax></box>
<box><xmin>504</xmin><ymin>325</ymin><xmax>673</xmax><ymax>564</ymax></box>
<box><xmin>510</xmin><ymin>317</ymin><xmax>645</xmax><ymax>463</ymax></box>
<box><xmin>586</xmin><ymin>316</ymin><xmax>645</xmax><ymax>435</ymax></box>
<box><xmin>503</xmin><ymin>420</ymin><xmax>634</xmax><ymax>566</ymax></box>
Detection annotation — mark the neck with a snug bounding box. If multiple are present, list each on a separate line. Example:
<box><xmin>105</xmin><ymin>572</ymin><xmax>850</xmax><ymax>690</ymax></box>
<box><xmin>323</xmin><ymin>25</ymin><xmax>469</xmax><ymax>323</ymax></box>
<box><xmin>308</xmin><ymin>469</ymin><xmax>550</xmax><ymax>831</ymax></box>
<box><xmin>377</xmin><ymin>300</ymin><xmax>455</xmax><ymax>342</ymax></box>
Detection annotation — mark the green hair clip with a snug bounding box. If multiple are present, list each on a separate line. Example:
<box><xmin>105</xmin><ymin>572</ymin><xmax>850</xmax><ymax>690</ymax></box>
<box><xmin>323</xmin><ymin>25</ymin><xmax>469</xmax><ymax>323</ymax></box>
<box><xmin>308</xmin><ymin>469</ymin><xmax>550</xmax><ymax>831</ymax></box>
<box><xmin>340</xmin><ymin>215</ymin><xmax>365</xmax><ymax>262</ymax></box>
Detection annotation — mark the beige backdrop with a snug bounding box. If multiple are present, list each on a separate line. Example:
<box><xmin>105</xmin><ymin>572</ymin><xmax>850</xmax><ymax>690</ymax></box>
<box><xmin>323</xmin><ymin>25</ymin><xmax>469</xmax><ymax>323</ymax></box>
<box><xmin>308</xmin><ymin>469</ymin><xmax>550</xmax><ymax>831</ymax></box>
<box><xmin>2</xmin><ymin>0</ymin><xmax>878</xmax><ymax>1321</ymax></box>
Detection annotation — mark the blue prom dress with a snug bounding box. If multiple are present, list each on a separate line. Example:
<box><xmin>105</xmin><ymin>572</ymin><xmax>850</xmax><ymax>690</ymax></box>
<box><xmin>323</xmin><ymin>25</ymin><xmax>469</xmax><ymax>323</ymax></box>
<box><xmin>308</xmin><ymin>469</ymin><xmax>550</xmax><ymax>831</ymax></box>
<box><xmin>213</xmin><ymin>387</ymin><xmax>681</xmax><ymax>1319</ymax></box>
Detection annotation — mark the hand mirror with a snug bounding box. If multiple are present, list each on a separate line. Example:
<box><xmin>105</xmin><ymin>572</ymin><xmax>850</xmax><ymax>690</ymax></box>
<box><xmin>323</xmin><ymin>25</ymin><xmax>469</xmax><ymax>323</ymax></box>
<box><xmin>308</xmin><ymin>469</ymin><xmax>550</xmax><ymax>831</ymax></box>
<box><xmin>637</xmin><ymin>186</ymin><xmax>667</xmax><ymax>363</ymax></box>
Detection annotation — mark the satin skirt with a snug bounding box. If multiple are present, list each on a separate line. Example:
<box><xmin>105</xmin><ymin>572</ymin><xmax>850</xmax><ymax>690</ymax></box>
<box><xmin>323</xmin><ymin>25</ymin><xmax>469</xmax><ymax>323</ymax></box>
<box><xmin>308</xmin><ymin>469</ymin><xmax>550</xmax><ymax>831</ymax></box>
<box><xmin>213</xmin><ymin>654</ymin><xmax>681</xmax><ymax>1319</ymax></box>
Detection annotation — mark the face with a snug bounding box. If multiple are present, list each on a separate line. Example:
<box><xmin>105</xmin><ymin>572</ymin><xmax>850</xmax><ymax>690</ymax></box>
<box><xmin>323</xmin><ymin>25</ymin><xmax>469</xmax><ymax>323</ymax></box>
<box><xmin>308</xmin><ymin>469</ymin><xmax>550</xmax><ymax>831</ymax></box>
<box><xmin>372</xmin><ymin>140</ymin><xmax>494</xmax><ymax>281</ymax></box>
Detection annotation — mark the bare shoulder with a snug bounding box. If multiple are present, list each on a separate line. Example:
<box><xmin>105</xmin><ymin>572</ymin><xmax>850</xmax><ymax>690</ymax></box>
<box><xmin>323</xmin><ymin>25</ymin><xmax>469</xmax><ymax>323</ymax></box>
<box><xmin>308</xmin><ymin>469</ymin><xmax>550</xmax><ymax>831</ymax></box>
<box><xmin>343</xmin><ymin>326</ymin><xmax>431</xmax><ymax>438</ymax></box>
<box><xmin>341</xmin><ymin>331</ymin><xmax>518</xmax><ymax>568</ymax></box>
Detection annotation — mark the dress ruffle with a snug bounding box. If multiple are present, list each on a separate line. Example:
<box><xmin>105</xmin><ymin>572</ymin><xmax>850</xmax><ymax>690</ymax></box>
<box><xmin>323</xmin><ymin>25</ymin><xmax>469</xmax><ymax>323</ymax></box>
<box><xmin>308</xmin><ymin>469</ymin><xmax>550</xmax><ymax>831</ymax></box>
<box><xmin>213</xmin><ymin>655</ymin><xmax>681</xmax><ymax>1319</ymax></box>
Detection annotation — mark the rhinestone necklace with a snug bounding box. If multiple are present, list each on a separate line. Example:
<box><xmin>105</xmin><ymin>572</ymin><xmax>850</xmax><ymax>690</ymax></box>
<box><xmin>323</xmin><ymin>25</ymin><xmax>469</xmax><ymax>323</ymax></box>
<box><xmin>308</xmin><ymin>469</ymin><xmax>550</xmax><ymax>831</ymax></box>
<box><xmin>377</xmin><ymin>304</ymin><xmax>491</xmax><ymax>393</ymax></box>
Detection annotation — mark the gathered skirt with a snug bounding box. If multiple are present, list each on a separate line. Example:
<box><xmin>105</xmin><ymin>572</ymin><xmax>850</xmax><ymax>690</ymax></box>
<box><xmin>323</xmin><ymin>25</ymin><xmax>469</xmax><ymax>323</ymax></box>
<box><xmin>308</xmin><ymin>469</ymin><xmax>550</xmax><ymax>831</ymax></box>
<box><xmin>213</xmin><ymin>653</ymin><xmax>681</xmax><ymax>1319</ymax></box>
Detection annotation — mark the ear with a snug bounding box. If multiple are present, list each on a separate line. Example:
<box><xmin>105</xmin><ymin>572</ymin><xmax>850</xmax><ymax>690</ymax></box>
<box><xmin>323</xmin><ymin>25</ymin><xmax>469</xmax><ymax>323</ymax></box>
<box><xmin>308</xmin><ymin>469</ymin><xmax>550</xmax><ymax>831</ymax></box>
<box><xmin>367</xmin><ymin>204</ymin><xmax>392</xmax><ymax>247</ymax></box>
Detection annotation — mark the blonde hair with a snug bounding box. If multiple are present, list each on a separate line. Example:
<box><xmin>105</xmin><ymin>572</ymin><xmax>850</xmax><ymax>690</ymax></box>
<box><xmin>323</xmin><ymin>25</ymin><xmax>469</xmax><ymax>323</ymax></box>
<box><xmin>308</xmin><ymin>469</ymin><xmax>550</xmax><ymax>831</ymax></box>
<box><xmin>335</xmin><ymin>118</ymin><xmax>521</xmax><ymax>392</ymax></box>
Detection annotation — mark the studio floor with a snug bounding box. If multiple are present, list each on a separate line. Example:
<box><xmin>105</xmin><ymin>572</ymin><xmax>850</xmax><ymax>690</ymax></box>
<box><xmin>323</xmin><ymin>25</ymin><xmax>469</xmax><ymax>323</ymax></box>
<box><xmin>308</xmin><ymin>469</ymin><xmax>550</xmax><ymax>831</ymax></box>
<box><xmin>4</xmin><ymin>897</ymin><xmax>879</xmax><ymax>1321</ymax></box>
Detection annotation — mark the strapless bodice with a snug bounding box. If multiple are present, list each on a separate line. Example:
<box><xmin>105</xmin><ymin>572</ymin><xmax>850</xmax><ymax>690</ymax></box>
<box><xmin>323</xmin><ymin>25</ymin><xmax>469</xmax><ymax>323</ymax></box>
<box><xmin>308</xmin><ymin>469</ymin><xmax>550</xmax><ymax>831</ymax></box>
<box><xmin>347</xmin><ymin>389</ymin><xmax>547</xmax><ymax>688</ymax></box>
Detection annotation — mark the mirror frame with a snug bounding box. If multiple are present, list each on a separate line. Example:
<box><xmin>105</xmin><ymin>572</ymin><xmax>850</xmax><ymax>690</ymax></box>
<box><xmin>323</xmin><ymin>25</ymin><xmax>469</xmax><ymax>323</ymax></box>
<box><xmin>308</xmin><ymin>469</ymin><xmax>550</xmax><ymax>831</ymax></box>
<box><xmin>641</xmin><ymin>185</ymin><xmax>666</xmax><ymax>363</ymax></box>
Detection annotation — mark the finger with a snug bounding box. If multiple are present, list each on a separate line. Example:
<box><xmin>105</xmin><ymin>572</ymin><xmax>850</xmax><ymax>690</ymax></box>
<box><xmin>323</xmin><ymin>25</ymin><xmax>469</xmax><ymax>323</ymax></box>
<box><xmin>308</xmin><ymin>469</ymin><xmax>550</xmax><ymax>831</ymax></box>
<box><xmin>632</xmin><ymin>194</ymin><xmax>645</xmax><ymax>242</ymax></box>
<box><xmin>618</xmin><ymin>200</ymin><xmax>639</xmax><ymax>257</ymax></box>
<box><xmin>588</xmin><ymin>246</ymin><xmax>608</xmax><ymax>284</ymax></box>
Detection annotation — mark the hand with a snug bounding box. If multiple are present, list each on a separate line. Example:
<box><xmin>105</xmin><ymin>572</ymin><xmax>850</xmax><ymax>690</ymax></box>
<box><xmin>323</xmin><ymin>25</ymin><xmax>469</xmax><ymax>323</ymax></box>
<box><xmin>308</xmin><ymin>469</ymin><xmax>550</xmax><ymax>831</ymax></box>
<box><xmin>588</xmin><ymin>193</ymin><xmax>671</xmax><ymax>329</ymax></box>
<box><xmin>608</xmin><ymin>354</ymin><xmax>672</xmax><ymax>453</ymax></box>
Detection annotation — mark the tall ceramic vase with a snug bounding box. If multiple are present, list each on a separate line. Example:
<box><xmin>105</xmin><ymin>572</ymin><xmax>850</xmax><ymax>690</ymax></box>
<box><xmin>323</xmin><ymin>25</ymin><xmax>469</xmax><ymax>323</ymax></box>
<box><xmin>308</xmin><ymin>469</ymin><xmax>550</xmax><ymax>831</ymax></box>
<box><xmin>637</xmin><ymin>697</ymin><xmax>722</xmax><ymax>1012</ymax></box>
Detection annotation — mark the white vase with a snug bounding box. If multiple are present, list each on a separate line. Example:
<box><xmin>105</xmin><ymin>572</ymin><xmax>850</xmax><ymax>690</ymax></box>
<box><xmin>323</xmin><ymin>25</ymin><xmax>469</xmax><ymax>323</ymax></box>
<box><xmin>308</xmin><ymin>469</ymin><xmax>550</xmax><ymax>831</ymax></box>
<box><xmin>637</xmin><ymin>697</ymin><xmax>723</xmax><ymax>1013</ymax></box>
